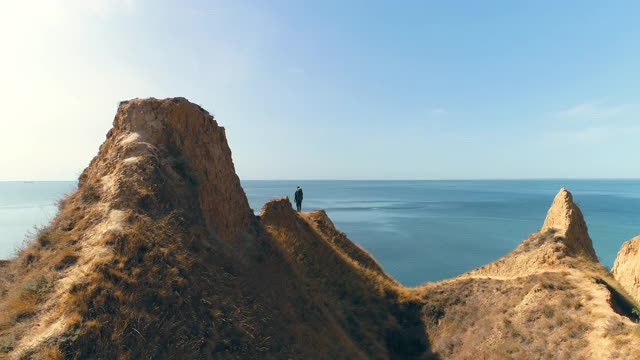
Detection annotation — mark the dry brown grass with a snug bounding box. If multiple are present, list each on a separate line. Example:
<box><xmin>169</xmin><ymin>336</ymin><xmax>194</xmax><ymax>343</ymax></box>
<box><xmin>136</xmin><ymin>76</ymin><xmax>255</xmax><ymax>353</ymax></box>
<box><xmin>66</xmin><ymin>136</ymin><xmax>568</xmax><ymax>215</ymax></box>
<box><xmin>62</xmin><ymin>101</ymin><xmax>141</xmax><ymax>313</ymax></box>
<box><xmin>40</xmin><ymin>345</ymin><xmax>65</xmax><ymax>360</ymax></box>
<box><xmin>0</xmin><ymin>266</ymin><xmax>55</xmax><ymax>330</ymax></box>
<box><xmin>422</xmin><ymin>272</ymin><xmax>592</xmax><ymax>359</ymax></box>
<box><xmin>61</xmin><ymin>212</ymin><xmax>203</xmax><ymax>358</ymax></box>
<box><xmin>0</xmin><ymin>266</ymin><xmax>56</xmax><ymax>353</ymax></box>
<box><xmin>570</xmin><ymin>257</ymin><xmax>640</xmax><ymax>322</ymax></box>
<box><xmin>0</xmin><ymin>332</ymin><xmax>16</xmax><ymax>353</ymax></box>
<box><xmin>2</xmin><ymin>191</ymin><xmax>637</xmax><ymax>359</ymax></box>
<box><xmin>1</xmin><ymin>165</ymin><xmax>636</xmax><ymax>359</ymax></box>
<box><xmin>263</xmin><ymin>222</ymin><xmax>429</xmax><ymax>359</ymax></box>
<box><xmin>0</xmin><ymin>186</ymin><xmax>103</xmax><ymax>355</ymax></box>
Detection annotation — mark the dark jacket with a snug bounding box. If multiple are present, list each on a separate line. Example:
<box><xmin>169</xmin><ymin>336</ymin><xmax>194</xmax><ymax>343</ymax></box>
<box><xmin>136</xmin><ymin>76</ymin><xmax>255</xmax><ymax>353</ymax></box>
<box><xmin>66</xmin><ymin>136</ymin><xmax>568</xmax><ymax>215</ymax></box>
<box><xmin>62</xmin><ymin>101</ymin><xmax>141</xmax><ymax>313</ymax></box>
<box><xmin>294</xmin><ymin>188</ymin><xmax>303</xmax><ymax>203</ymax></box>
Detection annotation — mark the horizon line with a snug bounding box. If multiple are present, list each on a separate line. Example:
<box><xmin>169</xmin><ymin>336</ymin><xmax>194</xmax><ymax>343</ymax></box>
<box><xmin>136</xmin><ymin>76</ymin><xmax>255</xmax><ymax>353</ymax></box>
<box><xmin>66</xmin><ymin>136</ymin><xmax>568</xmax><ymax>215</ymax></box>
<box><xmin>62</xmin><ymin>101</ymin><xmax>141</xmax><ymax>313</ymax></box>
<box><xmin>4</xmin><ymin>178</ymin><xmax>640</xmax><ymax>182</ymax></box>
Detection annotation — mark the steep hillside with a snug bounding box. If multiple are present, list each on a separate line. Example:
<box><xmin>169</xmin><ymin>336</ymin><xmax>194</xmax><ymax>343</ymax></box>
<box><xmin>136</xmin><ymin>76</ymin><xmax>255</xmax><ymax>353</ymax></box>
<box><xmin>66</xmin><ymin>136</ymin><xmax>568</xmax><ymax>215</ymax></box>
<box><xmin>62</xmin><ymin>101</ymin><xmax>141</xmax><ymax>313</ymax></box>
<box><xmin>420</xmin><ymin>188</ymin><xmax>640</xmax><ymax>359</ymax></box>
<box><xmin>2</xmin><ymin>97</ymin><xmax>640</xmax><ymax>359</ymax></box>
<box><xmin>0</xmin><ymin>98</ymin><xmax>430</xmax><ymax>359</ymax></box>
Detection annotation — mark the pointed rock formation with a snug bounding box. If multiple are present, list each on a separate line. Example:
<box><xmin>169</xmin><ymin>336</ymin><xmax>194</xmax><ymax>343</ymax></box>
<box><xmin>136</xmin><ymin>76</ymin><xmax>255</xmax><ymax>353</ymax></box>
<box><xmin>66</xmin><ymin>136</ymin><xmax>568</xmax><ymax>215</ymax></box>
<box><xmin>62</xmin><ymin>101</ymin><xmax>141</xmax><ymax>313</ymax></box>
<box><xmin>80</xmin><ymin>97</ymin><xmax>254</xmax><ymax>241</ymax></box>
<box><xmin>463</xmin><ymin>188</ymin><xmax>598</xmax><ymax>279</ymax></box>
<box><xmin>541</xmin><ymin>188</ymin><xmax>597</xmax><ymax>260</ymax></box>
<box><xmin>612</xmin><ymin>236</ymin><xmax>640</xmax><ymax>303</ymax></box>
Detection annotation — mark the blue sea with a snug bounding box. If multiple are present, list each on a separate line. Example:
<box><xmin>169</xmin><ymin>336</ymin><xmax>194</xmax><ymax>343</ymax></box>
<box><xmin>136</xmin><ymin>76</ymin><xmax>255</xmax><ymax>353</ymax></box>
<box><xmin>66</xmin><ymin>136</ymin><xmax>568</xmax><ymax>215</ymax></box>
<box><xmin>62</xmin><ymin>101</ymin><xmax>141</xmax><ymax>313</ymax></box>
<box><xmin>2</xmin><ymin>180</ymin><xmax>640</xmax><ymax>286</ymax></box>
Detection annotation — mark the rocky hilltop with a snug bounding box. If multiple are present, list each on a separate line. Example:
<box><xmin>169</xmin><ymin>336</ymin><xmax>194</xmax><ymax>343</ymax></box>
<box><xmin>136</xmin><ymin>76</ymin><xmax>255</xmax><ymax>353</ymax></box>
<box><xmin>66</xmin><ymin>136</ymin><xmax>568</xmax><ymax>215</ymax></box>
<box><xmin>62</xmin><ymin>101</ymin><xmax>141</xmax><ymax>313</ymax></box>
<box><xmin>80</xmin><ymin>97</ymin><xmax>254</xmax><ymax>241</ymax></box>
<box><xmin>1</xmin><ymin>98</ymin><xmax>640</xmax><ymax>359</ymax></box>
<box><xmin>422</xmin><ymin>187</ymin><xmax>640</xmax><ymax>359</ymax></box>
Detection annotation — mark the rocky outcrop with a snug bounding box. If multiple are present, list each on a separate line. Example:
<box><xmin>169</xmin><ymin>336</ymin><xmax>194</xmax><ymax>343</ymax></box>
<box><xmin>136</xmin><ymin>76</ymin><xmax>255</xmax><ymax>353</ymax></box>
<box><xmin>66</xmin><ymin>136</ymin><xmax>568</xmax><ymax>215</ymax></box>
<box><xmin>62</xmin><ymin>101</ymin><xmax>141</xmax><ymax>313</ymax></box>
<box><xmin>541</xmin><ymin>188</ymin><xmax>597</xmax><ymax>260</ymax></box>
<box><xmin>259</xmin><ymin>201</ymin><xmax>388</xmax><ymax>277</ymax></box>
<box><xmin>259</xmin><ymin>196</ymin><xmax>298</xmax><ymax>228</ymax></box>
<box><xmin>613</xmin><ymin>236</ymin><xmax>640</xmax><ymax>303</ymax></box>
<box><xmin>80</xmin><ymin>97</ymin><xmax>253</xmax><ymax>242</ymax></box>
<box><xmin>463</xmin><ymin>188</ymin><xmax>597</xmax><ymax>279</ymax></box>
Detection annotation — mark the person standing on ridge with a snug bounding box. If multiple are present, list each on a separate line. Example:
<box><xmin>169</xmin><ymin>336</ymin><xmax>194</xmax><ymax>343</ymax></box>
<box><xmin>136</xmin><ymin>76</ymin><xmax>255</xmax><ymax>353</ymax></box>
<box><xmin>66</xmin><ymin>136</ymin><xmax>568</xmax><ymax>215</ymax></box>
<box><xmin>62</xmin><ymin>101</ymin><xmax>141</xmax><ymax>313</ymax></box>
<box><xmin>294</xmin><ymin>186</ymin><xmax>304</xmax><ymax>212</ymax></box>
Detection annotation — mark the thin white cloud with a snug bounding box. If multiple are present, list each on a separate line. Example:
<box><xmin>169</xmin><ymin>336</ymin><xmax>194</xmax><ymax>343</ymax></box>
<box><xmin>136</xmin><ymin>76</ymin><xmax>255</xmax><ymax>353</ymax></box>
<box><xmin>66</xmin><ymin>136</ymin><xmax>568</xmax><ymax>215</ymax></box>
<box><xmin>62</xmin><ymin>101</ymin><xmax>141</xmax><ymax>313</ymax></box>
<box><xmin>544</xmin><ymin>100</ymin><xmax>640</xmax><ymax>145</ymax></box>
<box><xmin>552</xmin><ymin>100</ymin><xmax>638</xmax><ymax>123</ymax></box>
<box><xmin>428</xmin><ymin>108</ymin><xmax>448</xmax><ymax>117</ymax></box>
<box><xmin>543</xmin><ymin>125</ymin><xmax>640</xmax><ymax>145</ymax></box>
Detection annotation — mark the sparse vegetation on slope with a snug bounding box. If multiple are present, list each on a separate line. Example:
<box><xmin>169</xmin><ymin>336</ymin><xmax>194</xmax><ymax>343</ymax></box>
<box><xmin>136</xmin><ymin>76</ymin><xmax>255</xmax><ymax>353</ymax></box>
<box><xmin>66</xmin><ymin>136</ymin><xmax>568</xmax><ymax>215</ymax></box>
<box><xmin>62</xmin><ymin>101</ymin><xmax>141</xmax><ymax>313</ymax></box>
<box><xmin>421</xmin><ymin>273</ymin><xmax>592</xmax><ymax>359</ymax></box>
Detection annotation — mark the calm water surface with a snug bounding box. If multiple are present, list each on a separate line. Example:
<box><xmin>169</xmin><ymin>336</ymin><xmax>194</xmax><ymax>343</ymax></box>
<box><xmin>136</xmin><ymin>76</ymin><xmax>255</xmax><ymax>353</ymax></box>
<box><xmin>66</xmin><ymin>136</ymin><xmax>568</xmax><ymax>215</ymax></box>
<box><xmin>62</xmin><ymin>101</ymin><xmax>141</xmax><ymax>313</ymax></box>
<box><xmin>2</xmin><ymin>180</ymin><xmax>640</xmax><ymax>286</ymax></box>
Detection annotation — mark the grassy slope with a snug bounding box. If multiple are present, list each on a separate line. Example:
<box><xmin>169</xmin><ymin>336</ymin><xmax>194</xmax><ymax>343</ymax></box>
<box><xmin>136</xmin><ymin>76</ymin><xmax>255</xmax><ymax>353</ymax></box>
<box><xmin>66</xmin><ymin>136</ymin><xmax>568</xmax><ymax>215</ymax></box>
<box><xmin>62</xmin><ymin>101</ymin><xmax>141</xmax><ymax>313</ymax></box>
<box><xmin>0</xmin><ymin>184</ymin><xmax>432</xmax><ymax>359</ymax></box>
<box><xmin>419</xmin><ymin>231</ymin><xmax>640</xmax><ymax>359</ymax></box>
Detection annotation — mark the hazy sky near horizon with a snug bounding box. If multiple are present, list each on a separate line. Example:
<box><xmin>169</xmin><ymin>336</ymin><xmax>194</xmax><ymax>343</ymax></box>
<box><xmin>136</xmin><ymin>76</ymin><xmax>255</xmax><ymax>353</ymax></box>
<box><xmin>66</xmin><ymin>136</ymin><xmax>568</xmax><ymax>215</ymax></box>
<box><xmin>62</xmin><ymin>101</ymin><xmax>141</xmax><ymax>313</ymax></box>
<box><xmin>1</xmin><ymin>0</ymin><xmax>639</xmax><ymax>180</ymax></box>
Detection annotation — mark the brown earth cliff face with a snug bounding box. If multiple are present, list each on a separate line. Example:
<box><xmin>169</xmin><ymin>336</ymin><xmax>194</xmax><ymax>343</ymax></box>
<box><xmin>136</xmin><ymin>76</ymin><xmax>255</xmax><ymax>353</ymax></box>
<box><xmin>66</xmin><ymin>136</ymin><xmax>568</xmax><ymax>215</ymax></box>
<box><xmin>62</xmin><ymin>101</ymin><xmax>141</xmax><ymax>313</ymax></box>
<box><xmin>1</xmin><ymin>97</ymin><xmax>640</xmax><ymax>359</ymax></box>
<box><xmin>541</xmin><ymin>188</ymin><xmax>597</xmax><ymax>260</ymax></box>
<box><xmin>80</xmin><ymin>97</ymin><xmax>254</xmax><ymax>241</ymax></box>
<box><xmin>613</xmin><ymin>236</ymin><xmax>640</xmax><ymax>303</ymax></box>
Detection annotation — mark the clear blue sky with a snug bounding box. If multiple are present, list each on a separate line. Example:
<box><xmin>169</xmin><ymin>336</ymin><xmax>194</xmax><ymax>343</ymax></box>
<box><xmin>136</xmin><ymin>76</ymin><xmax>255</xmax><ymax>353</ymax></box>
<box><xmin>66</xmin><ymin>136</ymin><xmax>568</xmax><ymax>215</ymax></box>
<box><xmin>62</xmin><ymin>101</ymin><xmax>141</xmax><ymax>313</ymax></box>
<box><xmin>1</xmin><ymin>0</ymin><xmax>639</xmax><ymax>180</ymax></box>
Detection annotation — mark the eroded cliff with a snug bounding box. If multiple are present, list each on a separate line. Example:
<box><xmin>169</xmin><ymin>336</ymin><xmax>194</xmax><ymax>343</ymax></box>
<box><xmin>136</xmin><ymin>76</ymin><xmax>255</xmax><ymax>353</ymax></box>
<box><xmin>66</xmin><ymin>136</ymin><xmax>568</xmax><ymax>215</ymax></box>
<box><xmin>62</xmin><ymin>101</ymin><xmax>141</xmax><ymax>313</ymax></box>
<box><xmin>613</xmin><ymin>236</ymin><xmax>640</xmax><ymax>303</ymax></box>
